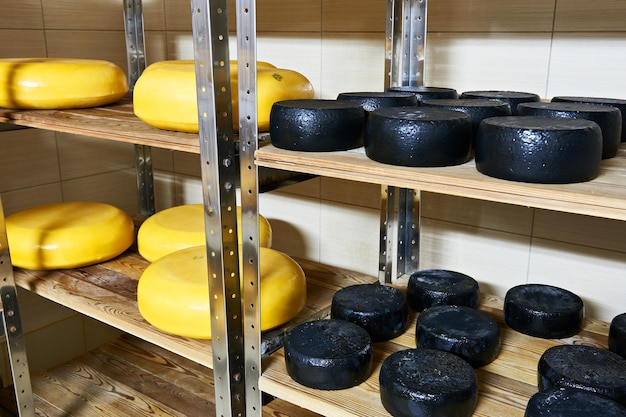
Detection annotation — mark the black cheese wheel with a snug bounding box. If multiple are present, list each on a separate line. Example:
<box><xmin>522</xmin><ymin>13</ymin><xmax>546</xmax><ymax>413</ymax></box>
<box><xmin>525</xmin><ymin>386</ymin><xmax>626</xmax><ymax>417</ymax></box>
<box><xmin>388</xmin><ymin>85</ymin><xmax>459</xmax><ymax>102</ymax></box>
<box><xmin>552</xmin><ymin>95</ymin><xmax>626</xmax><ymax>142</ymax></box>
<box><xmin>416</xmin><ymin>305</ymin><xmax>501</xmax><ymax>367</ymax></box>
<box><xmin>330</xmin><ymin>283</ymin><xmax>409</xmax><ymax>342</ymax></box>
<box><xmin>407</xmin><ymin>269</ymin><xmax>479</xmax><ymax>312</ymax></box>
<box><xmin>269</xmin><ymin>99</ymin><xmax>365</xmax><ymax>151</ymax></box>
<box><xmin>421</xmin><ymin>98</ymin><xmax>512</xmax><ymax>143</ymax></box>
<box><xmin>284</xmin><ymin>319</ymin><xmax>373</xmax><ymax>390</ymax></box>
<box><xmin>475</xmin><ymin>116</ymin><xmax>602</xmax><ymax>184</ymax></box>
<box><xmin>365</xmin><ymin>107</ymin><xmax>472</xmax><ymax>167</ymax></box>
<box><xmin>518</xmin><ymin>101</ymin><xmax>622</xmax><ymax>159</ymax></box>
<box><xmin>460</xmin><ymin>90</ymin><xmax>541</xmax><ymax>116</ymax></box>
<box><xmin>379</xmin><ymin>348</ymin><xmax>478</xmax><ymax>417</ymax></box>
<box><xmin>538</xmin><ymin>344</ymin><xmax>626</xmax><ymax>407</ymax></box>
<box><xmin>504</xmin><ymin>284</ymin><xmax>584</xmax><ymax>339</ymax></box>
<box><xmin>336</xmin><ymin>91</ymin><xmax>418</xmax><ymax>122</ymax></box>
<box><xmin>610</xmin><ymin>313</ymin><xmax>626</xmax><ymax>359</ymax></box>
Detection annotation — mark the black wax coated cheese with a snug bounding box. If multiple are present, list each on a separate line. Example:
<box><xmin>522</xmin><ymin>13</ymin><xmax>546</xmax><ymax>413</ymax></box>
<box><xmin>504</xmin><ymin>283</ymin><xmax>584</xmax><ymax>339</ymax></box>
<box><xmin>518</xmin><ymin>101</ymin><xmax>622</xmax><ymax>159</ymax></box>
<box><xmin>538</xmin><ymin>344</ymin><xmax>626</xmax><ymax>407</ymax></box>
<box><xmin>460</xmin><ymin>90</ymin><xmax>541</xmax><ymax>116</ymax></box>
<box><xmin>388</xmin><ymin>86</ymin><xmax>459</xmax><ymax>102</ymax></box>
<box><xmin>552</xmin><ymin>95</ymin><xmax>626</xmax><ymax>142</ymax></box>
<box><xmin>364</xmin><ymin>107</ymin><xmax>472</xmax><ymax>167</ymax></box>
<box><xmin>330</xmin><ymin>283</ymin><xmax>409</xmax><ymax>342</ymax></box>
<box><xmin>475</xmin><ymin>116</ymin><xmax>602</xmax><ymax>184</ymax></box>
<box><xmin>284</xmin><ymin>319</ymin><xmax>373</xmax><ymax>390</ymax></box>
<box><xmin>269</xmin><ymin>99</ymin><xmax>365</xmax><ymax>152</ymax></box>
<box><xmin>407</xmin><ymin>269</ymin><xmax>479</xmax><ymax>312</ymax></box>
<box><xmin>525</xmin><ymin>387</ymin><xmax>626</xmax><ymax>417</ymax></box>
<box><xmin>610</xmin><ymin>313</ymin><xmax>626</xmax><ymax>359</ymax></box>
<box><xmin>416</xmin><ymin>305</ymin><xmax>501</xmax><ymax>367</ymax></box>
<box><xmin>379</xmin><ymin>348</ymin><xmax>478</xmax><ymax>417</ymax></box>
<box><xmin>336</xmin><ymin>91</ymin><xmax>418</xmax><ymax>117</ymax></box>
<box><xmin>421</xmin><ymin>98</ymin><xmax>512</xmax><ymax>143</ymax></box>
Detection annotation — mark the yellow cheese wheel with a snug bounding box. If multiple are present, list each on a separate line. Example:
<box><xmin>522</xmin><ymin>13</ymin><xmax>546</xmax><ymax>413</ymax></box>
<box><xmin>137</xmin><ymin>245</ymin><xmax>307</xmax><ymax>339</ymax></box>
<box><xmin>137</xmin><ymin>204</ymin><xmax>272</xmax><ymax>262</ymax></box>
<box><xmin>6</xmin><ymin>202</ymin><xmax>135</xmax><ymax>270</ymax></box>
<box><xmin>132</xmin><ymin>60</ymin><xmax>314</xmax><ymax>132</ymax></box>
<box><xmin>0</xmin><ymin>58</ymin><xmax>128</xmax><ymax>109</ymax></box>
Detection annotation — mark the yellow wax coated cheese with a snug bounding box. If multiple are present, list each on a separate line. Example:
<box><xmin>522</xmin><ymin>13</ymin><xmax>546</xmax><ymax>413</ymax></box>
<box><xmin>137</xmin><ymin>204</ymin><xmax>272</xmax><ymax>262</ymax></box>
<box><xmin>132</xmin><ymin>60</ymin><xmax>314</xmax><ymax>132</ymax></box>
<box><xmin>137</xmin><ymin>245</ymin><xmax>307</xmax><ymax>339</ymax></box>
<box><xmin>6</xmin><ymin>202</ymin><xmax>135</xmax><ymax>270</ymax></box>
<box><xmin>0</xmin><ymin>58</ymin><xmax>128</xmax><ymax>109</ymax></box>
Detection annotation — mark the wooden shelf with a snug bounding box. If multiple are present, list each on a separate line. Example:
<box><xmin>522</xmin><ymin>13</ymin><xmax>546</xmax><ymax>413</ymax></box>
<box><xmin>260</xmin><ymin>293</ymin><xmax>611</xmax><ymax>417</ymax></box>
<box><xmin>0</xmin><ymin>99</ymin><xmax>201</xmax><ymax>154</ymax></box>
<box><xmin>255</xmin><ymin>144</ymin><xmax>626</xmax><ymax>221</ymax></box>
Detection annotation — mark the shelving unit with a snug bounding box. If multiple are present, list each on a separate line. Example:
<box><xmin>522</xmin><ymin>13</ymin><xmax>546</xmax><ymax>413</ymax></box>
<box><xmin>1</xmin><ymin>0</ymin><xmax>625</xmax><ymax>416</ymax></box>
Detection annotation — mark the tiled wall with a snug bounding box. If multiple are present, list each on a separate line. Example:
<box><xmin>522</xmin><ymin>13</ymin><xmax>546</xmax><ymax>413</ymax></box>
<box><xmin>0</xmin><ymin>0</ymin><xmax>625</xmax><ymax>376</ymax></box>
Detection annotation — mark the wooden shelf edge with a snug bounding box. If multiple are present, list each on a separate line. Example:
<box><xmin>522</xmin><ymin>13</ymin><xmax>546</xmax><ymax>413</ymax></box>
<box><xmin>259</xmin><ymin>293</ymin><xmax>611</xmax><ymax>417</ymax></box>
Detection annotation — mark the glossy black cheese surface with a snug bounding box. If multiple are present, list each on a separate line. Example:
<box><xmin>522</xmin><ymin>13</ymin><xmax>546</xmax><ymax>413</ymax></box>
<box><xmin>379</xmin><ymin>348</ymin><xmax>478</xmax><ymax>417</ymax></box>
<box><xmin>504</xmin><ymin>283</ymin><xmax>584</xmax><ymax>339</ymax></box>
<box><xmin>460</xmin><ymin>90</ymin><xmax>541</xmax><ymax>115</ymax></box>
<box><xmin>475</xmin><ymin>116</ymin><xmax>602</xmax><ymax>184</ymax></box>
<box><xmin>552</xmin><ymin>95</ymin><xmax>626</xmax><ymax>142</ymax></box>
<box><xmin>407</xmin><ymin>269</ymin><xmax>479</xmax><ymax>312</ymax></box>
<box><xmin>525</xmin><ymin>387</ymin><xmax>626</xmax><ymax>417</ymax></box>
<box><xmin>331</xmin><ymin>283</ymin><xmax>409</xmax><ymax>342</ymax></box>
<box><xmin>610</xmin><ymin>313</ymin><xmax>626</xmax><ymax>359</ymax></box>
<box><xmin>336</xmin><ymin>91</ymin><xmax>418</xmax><ymax>116</ymax></box>
<box><xmin>388</xmin><ymin>85</ymin><xmax>459</xmax><ymax>102</ymax></box>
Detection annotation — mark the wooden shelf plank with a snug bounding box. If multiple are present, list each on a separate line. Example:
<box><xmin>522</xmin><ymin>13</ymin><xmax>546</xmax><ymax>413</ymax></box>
<box><xmin>0</xmin><ymin>99</ymin><xmax>201</xmax><ymax>154</ymax></box>
<box><xmin>259</xmin><ymin>293</ymin><xmax>611</xmax><ymax>417</ymax></box>
<box><xmin>255</xmin><ymin>144</ymin><xmax>626</xmax><ymax>221</ymax></box>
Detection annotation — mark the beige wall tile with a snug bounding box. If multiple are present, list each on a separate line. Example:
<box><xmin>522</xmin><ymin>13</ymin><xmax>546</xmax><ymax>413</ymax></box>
<box><xmin>164</xmin><ymin>0</ymin><xmax>193</xmax><ymax>31</ymax></box>
<box><xmin>24</xmin><ymin>315</ymin><xmax>85</xmax><ymax>373</ymax></box>
<box><xmin>173</xmin><ymin>151</ymin><xmax>201</xmax><ymax>177</ymax></box>
<box><xmin>428</xmin><ymin>0</ymin><xmax>555</xmax><ymax>32</ymax></box>
<box><xmin>83</xmin><ymin>316</ymin><xmax>123</xmax><ymax>352</ymax></box>
<box><xmin>0</xmin><ymin>0</ymin><xmax>44</xmax><ymax>29</ymax></box>
<box><xmin>321</xmin><ymin>178</ymin><xmax>380</xmax><ymax>209</ymax></box>
<box><xmin>152</xmin><ymin>170</ymin><xmax>179</xmax><ymax>209</ymax></box>
<box><xmin>267</xmin><ymin>177</ymin><xmax>320</xmax><ymax>199</ymax></box>
<box><xmin>546</xmin><ymin>33</ymin><xmax>626</xmax><ymax>99</ymax></box>
<box><xmin>45</xmin><ymin>30</ymin><xmax>128</xmax><ymax>72</ymax></box>
<box><xmin>16</xmin><ymin>289</ymin><xmax>76</xmax><ymax>333</ymax></box>
<box><xmin>174</xmin><ymin>173</ymin><xmax>204</xmax><ymax>204</ymax></box>
<box><xmin>322</xmin><ymin>0</ymin><xmax>383</xmax><ymax>33</ymax></box>
<box><xmin>528</xmin><ymin>238</ymin><xmax>626</xmax><ymax>322</ymax></box>
<box><xmin>425</xmin><ymin>32</ymin><xmax>552</xmax><ymax>97</ymax></box>
<box><xmin>41</xmin><ymin>0</ymin><xmax>124</xmax><ymax>30</ymax></box>
<box><xmin>0</xmin><ymin>30</ymin><xmax>47</xmax><ymax>57</ymax></box>
<box><xmin>555</xmin><ymin>0</ymin><xmax>626</xmax><ymax>32</ymax></box>
<box><xmin>61</xmin><ymin>169</ymin><xmax>139</xmax><ymax>214</ymax></box>
<box><xmin>0</xmin><ymin>129</ymin><xmax>60</xmax><ymax>192</ymax></box>
<box><xmin>142</xmin><ymin>0</ymin><xmax>167</xmax><ymax>31</ymax></box>
<box><xmin>0</xmin><ymin>184</ymin><xmax>63</xmax><ymax>215</ymax></box>
<box><xmin>321</xmin><ymin>33</ymin><xmax>385</xmax><ymax>98</ymax></box>
<box><xmin>145</xmin><ymin>31</ymin><xmax>169</xmax><ymax>63</ymax></box>
<box><xmin>258</xmin><ymin>0</ymin><xmax>321</xmax><ymax>33</ymax></box>
<box><xmin>57</xmin><ymin>134</ymin><xmax>135</xmax><ymax>180</ymax></box>
<box><xmin>419</xmin><ymin>218</ymin><xmax>532</xmax><ymax>297</ymax></box>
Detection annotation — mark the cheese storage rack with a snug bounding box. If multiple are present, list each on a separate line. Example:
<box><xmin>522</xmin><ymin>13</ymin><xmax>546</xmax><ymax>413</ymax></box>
<box><xmin>0</xmin><ymin>1</ymin><xmax>625</xmax><ymax>417</ymax></box>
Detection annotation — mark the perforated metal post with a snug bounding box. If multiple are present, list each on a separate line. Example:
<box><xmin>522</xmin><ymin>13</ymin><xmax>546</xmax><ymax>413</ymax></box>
<box><xmin>190</xmin><ymin>1</ymin><xmax>245</xmax><ymax>416</ymax></box>
<box><xmin>123</xmin><ymin>0</ymin><xmax>155</xmax><ymax>216</ymax></box>
<box><xmin>0</xmin><ymin>198</ymin><xmax>35</xmax><ymax>417</ymax></box>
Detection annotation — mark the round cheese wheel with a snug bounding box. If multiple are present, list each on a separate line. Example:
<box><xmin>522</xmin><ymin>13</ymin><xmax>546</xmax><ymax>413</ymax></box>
<box><xmin>379</xmin><ymin>348</ymin><xmax>478</xmax><ymax>417</ymax></box>
<box><xmin>416</xmin><ymin>305</ymin><xmax>501</xmax><ymax>367</ymax></box>
<box><xmin>0</xmin><ymin>58</ymin><xmax>128</xmax><ymax>109</ymax></box>
<box><xmin>538</xmin><ymin>344</ymin><xmax>626</xmax><ymax>406</ymax></box>
<box><xmin>518</xmin><ymin>101</ymin><xmax>622</xmax><ymax>159</ymax></box>
<box><xmin>5</xmin><ymin>202</ymin><xmax>134</xmax><ymax>270</ymax></box>
<box><xmin>475</xmin><ymin>116</ymin><xmax>602</xmax><ymax>184</ymax></box>
<box><xmin>133</xmin><ymin>60</ymin><xmax>314</xmax><ymax>133</ymax></box>
<box><xmin>526</xmin><ymin>387</ymin><xmax>626</xmax><ymax>417</ymax></box>
<box><xmin>388</xmin><ymin>86</ymin><xmax>458</xmax><ymax>102</ymax></box>
<box><xmin>503</xmin><ymin>284</ymin><xmax>584</xmax><ymax>339</ymax></box>
<box><xmin>460</xmin><ymin>90</ymin><xmax>541</xmax><ymax>115</ymax></box>
<box><xmin>284</xmin><ymin>319</ymin><xmax>373</xmax><ymax>390</ymax></box>
<box><xmin>137</xmin><ymin>204</ymin><xmax>272</xmax><ymax>262</ymax></box>
<box><xmin>330</xmin><ymin>283</ymin><xmax>409</xmax><ymax>342</ymax></box>
<box><xmin>552</xmin><ymin>95</ymin><xmax>626</xmax><ymax>142</ymax></box>
<box><xmin>407</xmin><ymin>269</ymin><xmax>479</xmax><ymax>312</ymax></box>
<box><xmin>269</xmin><ymin>99</ymin><xmax>365</xmax><ymax>151</ymax></box>
<box><xmin>364</xmin><ymin>107</ymin><xmax>472</xmax><ymax>167</ymax></box>
<box><xmin>610</xmin><ymin>313</ymin><xmax>626</xmax><ymax>359</ymax></box>
<box><xmin>336</xmin><ymin>91</ymin><xmax>418</xmax><ymax>116</ymax></box>
<box><xmin>137</xmin><ymin>245</ymin><xmax>306</xmax><ymax>339</ymax></box>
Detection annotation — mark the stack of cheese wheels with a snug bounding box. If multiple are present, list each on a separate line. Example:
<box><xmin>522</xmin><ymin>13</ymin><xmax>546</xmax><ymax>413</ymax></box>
<box><xmin>137</xmin><ymin>204</ymin><xmax>272</xmax><ymax>262</ymax></box>
<box><xmin>0</xmin><ymin>58</ymin><xmax>128</xmax><ymax>109</ymax></box>
<box><xmin>5</xmin><ymin>202</ymin><xmax>134</xmax><ymax>270</ymax></box>
<box><xmin>137</xmin><ymin>245</ymin><xmax>307</xmax><ymax>339</ymax></box>
<box><xmin>132</xmin><ymin>60</ymin><xmax>314</xmax><ymax>133</ymax></box>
